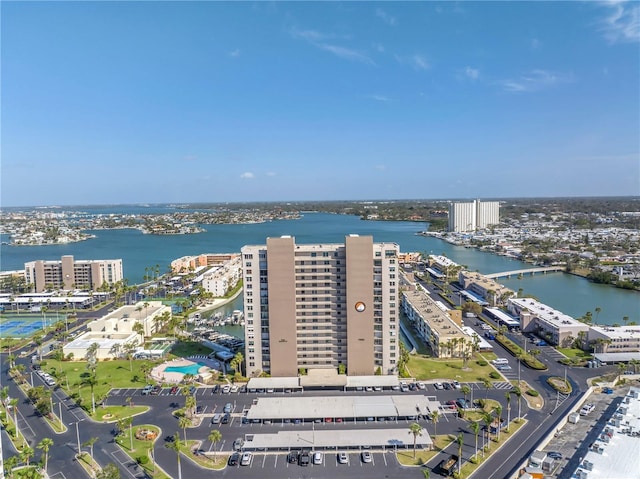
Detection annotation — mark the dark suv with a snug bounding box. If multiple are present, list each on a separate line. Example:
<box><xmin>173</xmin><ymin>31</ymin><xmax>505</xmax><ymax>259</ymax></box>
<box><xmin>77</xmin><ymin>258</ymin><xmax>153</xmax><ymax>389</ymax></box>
<box><xmin>299</xmin><ymin>450</ymin><xmax>311</xmax><ymax>467</ymax></box>
<box><xmin>228</xmin><ymin>452</ymin><xmax>240</xmax><ymax>466</ymax></box>
<box><xmin>287</xmin><ymin>450</ymin><xmax>299</xmax><ymax>464</ymax></box>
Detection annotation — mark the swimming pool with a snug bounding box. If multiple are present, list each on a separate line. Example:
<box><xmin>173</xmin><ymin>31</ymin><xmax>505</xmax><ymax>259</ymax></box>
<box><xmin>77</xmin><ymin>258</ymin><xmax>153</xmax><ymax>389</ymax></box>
<box><xmin>164</xmin><ymin>362</ymin><xmax>208</xmax><ymax>375</ymax></box>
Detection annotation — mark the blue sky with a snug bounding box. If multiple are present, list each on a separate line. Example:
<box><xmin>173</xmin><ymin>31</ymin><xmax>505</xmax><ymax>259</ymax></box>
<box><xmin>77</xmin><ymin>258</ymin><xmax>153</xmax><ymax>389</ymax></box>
<box><xmin>2</xmin><ymin>1</ymin><xmax>639</xmax><ymax>207</ymax></box>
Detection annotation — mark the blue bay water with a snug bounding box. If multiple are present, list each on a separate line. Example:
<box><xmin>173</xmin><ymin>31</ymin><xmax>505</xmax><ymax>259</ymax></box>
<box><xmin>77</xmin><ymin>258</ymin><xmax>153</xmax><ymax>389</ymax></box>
<box><xmin>1</xmin><ymin>212</ymin><xmax>638</xmax><ymax>323</ymax></box>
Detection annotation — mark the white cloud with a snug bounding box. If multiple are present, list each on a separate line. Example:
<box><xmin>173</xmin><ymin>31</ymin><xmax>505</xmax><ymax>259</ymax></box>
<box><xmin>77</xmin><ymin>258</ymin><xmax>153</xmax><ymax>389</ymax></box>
<box><xmin>598</xmin><ymin>1</ymin><xmax>640</xmax><ymax>44</ymax></box>
<box><xmin>290</xmin><ymin>27</ymin><xmax>374</xmax><ymax>65</ymax></box>
<box><xmin>240</xmin><ymin>172</ymin><xmax>255</xmax><ymax>179</ymax></box>
<box><xmin>411</xmin><ymin>54</ymin><xmax>430</xmax><ymax>70</ymax></box>
<box><xmin>368</xmin><ymin>94</ymin><xmax>391</xmax><ymax>102</ymax></box>
<box><xmin>229</xmin><ymin>49</ymin><xmax>240</xmax><ymax>57</ymax></box>
<box><xmin>317</xmin><ymin>43</ymin><xmax>375</xmax><ymax>65</ymax></box>
<box><xmin>375</xmin><ymin>8</ymin><xmax>397</xmax><ymax>26</ymax></box>
<box><xmin>498</xmin><ymin>69</ymin><xmax>572</xmax><ymax>93</ymax></box>
<box><xmin>465</xmin><ymin>66</ymin><xmax>479</xmax><ymax>80</ymax></box>
<box><xmin>266</xmin><ymin>172</ymin><xmax>276</xmax><ymax>177</ymax></box>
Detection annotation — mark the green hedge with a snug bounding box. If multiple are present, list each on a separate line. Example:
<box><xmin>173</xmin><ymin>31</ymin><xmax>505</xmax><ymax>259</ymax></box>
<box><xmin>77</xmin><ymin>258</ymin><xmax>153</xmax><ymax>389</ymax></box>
<box><xmin>495</xmin><ymin>335</ymin><xmax>547</xmax><ymax>370</ymax></box>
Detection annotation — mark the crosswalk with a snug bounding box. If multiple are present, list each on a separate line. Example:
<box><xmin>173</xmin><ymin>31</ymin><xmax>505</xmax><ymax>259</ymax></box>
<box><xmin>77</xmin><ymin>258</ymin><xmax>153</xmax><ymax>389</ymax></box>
<box><xmin>491</xmin><ymin>382</ymin><xmax>514</xmax><ymax>390</ymax></box>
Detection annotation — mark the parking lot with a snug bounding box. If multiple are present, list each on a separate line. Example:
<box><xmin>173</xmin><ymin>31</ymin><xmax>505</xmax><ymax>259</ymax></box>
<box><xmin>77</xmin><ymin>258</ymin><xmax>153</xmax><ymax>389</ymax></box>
<box><xmin>225</xmin><ymin>449</ymin><xmax>397</xmax><ymax>470</ymax></box>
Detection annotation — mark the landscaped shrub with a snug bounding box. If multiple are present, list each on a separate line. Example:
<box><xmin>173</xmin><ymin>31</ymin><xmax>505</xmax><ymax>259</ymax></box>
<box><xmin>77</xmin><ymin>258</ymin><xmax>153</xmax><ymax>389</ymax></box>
<box><xmin>526</xmin><ymin>389</ymin><xmax>539</xmax><ymax>397</ymax></box>
<box><xmin>489</xmin><ymin>372</ymin><xmax>501</xmax><ymax>379</ymax></box>
<box><xmin>477</xmin><ymin>360</ymin><xmax>488</xmax><ymax>366</ymax></box>
<box><xmin>137</xmin><ymin>455</ymin><xmax>149</xmax><ymax>465</ymax></box>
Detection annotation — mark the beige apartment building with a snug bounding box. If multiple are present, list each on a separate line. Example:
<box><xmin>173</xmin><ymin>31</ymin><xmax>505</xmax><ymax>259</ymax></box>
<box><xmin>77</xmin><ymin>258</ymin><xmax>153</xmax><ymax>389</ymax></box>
<box><xmin>241</xmin><ymin>235</ymin><xmax>400</xmax><ymax>378</ymax></box>
<box><xmin>24</xmin><ymin>255</ymin><xmax>123</xmax><ymax>292</ymax></box>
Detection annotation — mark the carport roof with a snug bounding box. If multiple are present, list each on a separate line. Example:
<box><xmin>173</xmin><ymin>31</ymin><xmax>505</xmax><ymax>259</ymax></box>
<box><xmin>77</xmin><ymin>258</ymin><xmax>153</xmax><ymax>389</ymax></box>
<box><xmin>247</xmin><ymin>377</ymin><xmax>302</xmax><ymax>390</ymax></box>
<box><xmin>245</xmin><ymin>395</ymin><xmax>436</xmax><ymax>420</ymax></box>
<box><xmin>594</xmin><ymin>352</ymin><xmax>640</xmax><ymax>362</ymax></box>
<box><xmin>243</xmin><ymin>428</ymin><xmax>432</xmax><ymax>450</ymax></box>
<box><xmin>346</xmin><ymin>376</ymin><xmax>400</xmax><ymax>387</ymax></box>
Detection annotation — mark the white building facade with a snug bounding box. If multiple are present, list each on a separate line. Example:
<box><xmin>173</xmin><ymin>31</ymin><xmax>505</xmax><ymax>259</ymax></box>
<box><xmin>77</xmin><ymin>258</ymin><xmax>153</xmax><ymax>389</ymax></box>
<box><xmin>448</xmin><ymin>200</ymin><xmax>500</xmax><ymax>232</ymax></box>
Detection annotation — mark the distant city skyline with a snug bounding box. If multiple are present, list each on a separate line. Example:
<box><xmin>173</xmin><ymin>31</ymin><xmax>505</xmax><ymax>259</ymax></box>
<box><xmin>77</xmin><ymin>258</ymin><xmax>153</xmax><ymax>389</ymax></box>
<box><xmin>2</xmin><ymin>1</ymin><xmax>639</xmax><ymax>207</ymax></box>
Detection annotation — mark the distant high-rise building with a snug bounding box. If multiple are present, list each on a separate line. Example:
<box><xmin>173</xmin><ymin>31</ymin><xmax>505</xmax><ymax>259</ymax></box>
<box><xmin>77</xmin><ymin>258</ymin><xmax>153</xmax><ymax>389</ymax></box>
<box><xmin>24</xmin><ymin>255</ymin><xmax>123</xmax><ymax>292</ymax></box>
<box><xmin>448</xmin><ymin>200</ymin><xmax>500</xmax><ymax>232</ymax></box>
<box><xmin>241</xmin><ymin>235</ymin><xmax>400</xmax><ymax>377</ymax></box>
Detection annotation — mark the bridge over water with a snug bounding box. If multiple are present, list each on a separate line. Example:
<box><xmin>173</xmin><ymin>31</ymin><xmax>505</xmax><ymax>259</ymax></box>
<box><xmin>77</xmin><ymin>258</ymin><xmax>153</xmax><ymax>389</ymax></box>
<box><xmin>486</xmin><ymin>266</ymin><xmax>565</xmax><ymax>280</ymax></box>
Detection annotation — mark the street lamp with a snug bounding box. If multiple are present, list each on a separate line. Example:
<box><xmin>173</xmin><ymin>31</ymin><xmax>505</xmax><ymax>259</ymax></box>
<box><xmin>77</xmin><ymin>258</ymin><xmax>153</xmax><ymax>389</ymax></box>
<box><xmin>70</xmin><ymin>419</ymin><xmax>85</xmax><ymax>454</ymax></box>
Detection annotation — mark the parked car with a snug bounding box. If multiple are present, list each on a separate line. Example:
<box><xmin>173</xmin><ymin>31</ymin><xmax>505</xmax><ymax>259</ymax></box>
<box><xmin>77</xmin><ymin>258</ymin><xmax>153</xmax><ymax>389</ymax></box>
<box><xmin>299</xmin><ymin>450</ymin><xmax>311</xmax><ymax>466</ymax></box>
<box><xmin>223</xmin><ymin>403</ymin><xmax>233</xmax><ymax>413</ymax></box>
<box><xmin>141</xmin><ymin>385</ymin><xmax>153</xmax><ymax>395</ymax></box>
<box><xmin>434</xmin><ymin>382</ymin><xmax>444</xmax><ymax>390</ymax></box>
<box><xmin>287</xmin><ymin>450</ymin><xmax>299</xmax><ymax>464</ymax></box>
<box><xmin>313</xmin><ymin>451</ymin><xmax>323</xmax><ymax>465</ymax></box>
<box><xmin>602</xmin><ymin>387</ymin><xmax>614</xmax><ymax>394</ymax></box>
<box><xmin>547</xmin><ymin>451</ymin><xmax>563</xmax><ymax>460</ymax></box>
<box><xmin>443</xmin><ymin>382</ymin><xmax>452</xmax><ymax>390</ymax></box>
<box><xmin>233</xmin><ymin>438</ymin><xmax>244</xmax><ymax>451</ymax></box>
<box><xmin>170</xmin><ymin>386</ymin><xmax>179</xmax><ymax>395</ymax></box>
<box><xmin>211</xmin><ymin>413</ymin><xmax>222</xmax><ymax>425</ymax></box>
<box><xmin>240</xmin><ymin>452</ymin><xmax>252</xmax><ymax>466</ymax></box>
<box><xmin>361</xmin><ymin>451</ymin><xmax>372</xmax><ymax>463</ymax></box>
<box><xmin>452</xmin><ymin>381</ymin><xmax>461</xmax><ymax>389</ymax></box>
<box><xmin>580</xmin><ymin>404</ymin><xmax>595</xmax><ymax>416</ymax></box>
<box><xmin>150</xmin><ymin>385</ymin><xmax>162</xmax><ymax>395</ymax></box>
<box><xmin>221</xmin><ymin>413</ymin><xmax>230</xmax><ymax>424</ymax></box>
<box><xmin>222</xmin><ymin>385</ymin><xmax>231</xmax><ymax>394</ymax></box>
<box><xmin>338</xmin><ymin>452</ymin><xmax>349</xmax><ymax>464</ymax></box>
<box><xmin>228</xmin><ymin>452</ymin><xmax>239</xmax><ymax>466</ymax></box>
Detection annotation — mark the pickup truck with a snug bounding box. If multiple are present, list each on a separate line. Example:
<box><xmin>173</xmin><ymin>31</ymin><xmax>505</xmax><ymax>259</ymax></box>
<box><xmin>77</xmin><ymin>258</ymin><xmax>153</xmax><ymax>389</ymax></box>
<box><xmin>438</xmin><ymin>454</ymin><xmax>458</xmax><ymax>476</ymax></box>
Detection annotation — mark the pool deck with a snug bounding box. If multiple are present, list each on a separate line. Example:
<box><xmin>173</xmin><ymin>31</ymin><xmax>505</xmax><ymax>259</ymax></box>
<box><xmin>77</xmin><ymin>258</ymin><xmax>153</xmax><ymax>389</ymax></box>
<box><xmin>150</xmin><ymin>357</ymin><xmax>222</xmax><ymax>384</ymax></box>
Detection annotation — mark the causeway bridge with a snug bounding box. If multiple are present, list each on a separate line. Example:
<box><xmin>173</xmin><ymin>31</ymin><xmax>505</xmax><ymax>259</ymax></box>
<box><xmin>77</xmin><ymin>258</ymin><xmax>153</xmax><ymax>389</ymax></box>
<box><xmin>486</xmin><ymin>266</ymin><xmax>565</xmax><ymax>280</ymax></box>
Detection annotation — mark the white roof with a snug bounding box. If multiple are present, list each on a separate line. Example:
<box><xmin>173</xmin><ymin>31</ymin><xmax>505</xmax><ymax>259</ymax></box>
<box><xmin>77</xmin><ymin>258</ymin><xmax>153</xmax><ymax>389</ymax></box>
<box><xmin>594</xmin><ymin>352</ymin><xmax>640</xmax><ymax>362</ymax></box>
<box><xmin>346</xmin><ymin>376</ymin><xmax>400</xmax><ymax>387</ymax></box>
<box><xmin>244</xmin><ymin>428</ymin><xmax>432</xmax><ymax>450</ymax></box>
<box><xmin>247</xmin><ymin>377</ymin><xmax>302</xmax><ymax>390</ymax></box>
<box><xmin>245</xmin><ymin>395</ymin><xmax>438</xmax><ymax>420</ymax></box>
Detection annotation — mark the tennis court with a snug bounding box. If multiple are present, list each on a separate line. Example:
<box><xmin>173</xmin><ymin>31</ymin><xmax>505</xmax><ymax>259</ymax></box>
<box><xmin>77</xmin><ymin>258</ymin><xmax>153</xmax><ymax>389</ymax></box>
<box><xmin>0</xmin><ymin>314</ymin><xmax>47</xmax><ymax>338</ymax></box>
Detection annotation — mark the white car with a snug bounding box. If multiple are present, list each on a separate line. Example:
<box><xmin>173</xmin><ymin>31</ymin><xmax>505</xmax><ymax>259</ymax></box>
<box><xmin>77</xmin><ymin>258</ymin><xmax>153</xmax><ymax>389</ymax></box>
<box><xmin>312</xmin><ymin>451</ymin><xmax>323</xmax><ymax>465</ymax></box>
<box><xmin>580</xmin><ymin>404</ymin><xmax>595</xmax><ymax>416</ymax></box>
<box><xmin>434</xmin><ymin>382</ymin><xmax>444</xmax><ymax>390</ymax></box>
<box><xmin>338</xmin><ymin>452</ymin><xmax>349</xmax><ymax>464</ymax></box>
<box><xmin>240</xmin><ymin>452</ymin><xmax>252</xmax><ymax>466</ymax></box>
<box><xmin>361</xmin><ymin>451</ymin><xmax>372</xmax><ymax>463</ymax></box>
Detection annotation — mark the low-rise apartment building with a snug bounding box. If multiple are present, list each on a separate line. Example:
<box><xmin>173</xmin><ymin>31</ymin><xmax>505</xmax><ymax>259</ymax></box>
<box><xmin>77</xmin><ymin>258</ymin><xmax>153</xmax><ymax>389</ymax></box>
<box><xmin>170</xmin><ymin>253</ymin><xmax>239</xmax><ymax>273</ymax></box>
<box><xmin>508</xmin><ymin>297</ymin><xmax>589</xmax><ymax>347</ymax></box>
<box><xmin>458</xmin><ymin>271</ymin><xmax>513</xmax><ymax>306</ymax></box>
<box><xmin>201</xmin><ymin>255</ymin><xmax>242</xmax><ymax>297</ymax></box>
<box><xmin>402</xmin><ymin>285</ymin><xmax>474</xmax><ymax>358</ymax></box>
<box><xmin>588</xmin><ymin>325</ymin><xmax>640</xmax><ymax>353</ymax></box>
<box><xmin>63</xmin><ymin>301</ymin><xmax>170</xmax><ymax>360</ymax></box>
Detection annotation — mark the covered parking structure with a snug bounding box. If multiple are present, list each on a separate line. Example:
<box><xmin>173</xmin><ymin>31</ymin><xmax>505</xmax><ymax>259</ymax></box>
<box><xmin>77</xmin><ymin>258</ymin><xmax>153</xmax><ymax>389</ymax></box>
<box><xmin>247</xmin><ymin>377</ymin><xmax>303</xmax><ymax>392</ymax></box>
<box><xmin>243</xmin><ymin>427</ymin><xmax>432</xmax><ymax>452</ymax></box>
<box><xmin>244</xmin><ymin>395</ymin><xmax>442</xmax><ymax>422</ymax></box>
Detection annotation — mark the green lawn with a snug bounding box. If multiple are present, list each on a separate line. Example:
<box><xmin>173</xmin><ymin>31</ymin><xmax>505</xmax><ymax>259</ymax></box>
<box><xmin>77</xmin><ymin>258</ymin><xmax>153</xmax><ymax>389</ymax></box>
<box><xmin>406</xmin><ymin>354</ymin><xmax>497</xmax><ymax>382</ymax></box>
<box><xmin>42</xmin><ymin>358</ymin><xmax>161</xmax><ymax>415</ymax></box>
<box><xmin>557</xmin><ymin>348</ymin><xmax>591</xmax><ymax>359</ymax></box>
<box><xmin>115</xmin><ymin>424</ymin><xmax>171</xmax><ymax>478</ymax></box>
<box><xmin>396</xmin><ymin>435</ymin><xmax>454</xmax><ymax>466</ymax></box>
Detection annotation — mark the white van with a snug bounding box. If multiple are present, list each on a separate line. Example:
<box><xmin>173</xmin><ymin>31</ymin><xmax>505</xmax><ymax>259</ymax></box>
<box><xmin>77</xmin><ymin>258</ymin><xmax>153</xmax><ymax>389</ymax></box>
<box><xmin>492</xmin><ymin>358</ymin><xmax>509</xmax><ymax>365</ymax></box>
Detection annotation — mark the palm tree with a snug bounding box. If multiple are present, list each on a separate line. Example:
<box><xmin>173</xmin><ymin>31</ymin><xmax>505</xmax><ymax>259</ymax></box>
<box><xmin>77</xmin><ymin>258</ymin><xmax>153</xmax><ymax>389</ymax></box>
<box><xmin>82</xmin><ymin>371</ymin><xmax>98</xmax><ymax>415</ymax></box>
<box><xmin>482</xmin><ymin>377</ymin><xmax>492</xmax><ymax>399</ymax></box>
<box><xmin>431</xmin><ymin>410</ymin><xmax>440</xmax><ymax>440</ymax></box>
<box><xmin>9</xmin><ymin>398</ymin><xmax>19</xmax><ymax>440</ymax></box>
<box><xmin>408</xmin><ymin>423</ymin><xmax>423</xmax><ymax>458</ymax></box>
<box><xmin>166</xmin><ymin>432</ymin><xmax>183</xmax><ymax>479</ymax></box>
<box><xmin>461</xmin><ymin>385</ymin><xmax>471</xmax><ymax>406</ymax></box>
<box><xmin>20</xmin><ymin>445</ymin><xmax>34</xmax><ymax>466</ymax></box>
<box><xmin>4</xmin><ymin>455</ymin><xmax>18</xmax><ymax>478</ymax></box>
<box><xmin>185</xmin><ymin>395</ymin><xmax>196</xmax><ymax>419</ymax></box>
<box><xmin>470</xmin><ymin>421</ymin><xmax>480</xmax><ymax>460</ymax></box>
<box><xmin>505</xmin><ymin>392</ymin><xmax>511</xmax><ymax>432</ymax></box>
<box><xmin>494</xmin><ymin>405</ymin><xmax>503</xmax><ymax>441</ymax></box>
<box><xmin>513</xmin><ymin>386</ymin><xmax>522</xmax><ymax>420</ymax></box>
<box><xmin>178</xmin><ymin>415</ymin><xmax>192</xmax><ymax>442</ymax></box>
<box><xmin>623</xmin><ymin>316</ymin><xmax>629</xmax><ymax>326</ymax></box>
<box><xmin>594</xmin><ymin>306</ymin><xmax>601</xmax><ymax>325</ymax></box>
<box><xmin>37</xmin><ymin>437</ymin><xmax>54</xmax><ymax>473</ymax></box>
<box><xmin>208</xmin><ymin>429</ymin><xmax>222</xmax><ymax>462</ymax></box>
<box><xmin>456</xmin><ymin>432</ymin><xmax>464</xmax><ymax>476</ymax></box>
<box><xmin>233</xmin><ymin>351</ymin><xmax>244</xmax><ymax>376</ymax></box>
<box><xmin>483</xmin><ymin>413</ymin><xmax>493</xmax><ymax>451</ymax></box>
<box><xmin>83</xmin><ymin>437</ymin><xmax>98</xmax><ymax>460</ymax></box>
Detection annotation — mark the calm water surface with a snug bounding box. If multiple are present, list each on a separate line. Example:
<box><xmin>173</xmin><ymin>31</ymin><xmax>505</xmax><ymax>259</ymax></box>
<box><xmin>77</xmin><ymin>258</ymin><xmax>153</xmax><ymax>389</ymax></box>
<box><xmin>1</xmin><ymin>213</ymin><xmax>637</xmax><ymax>323</ymax></box>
